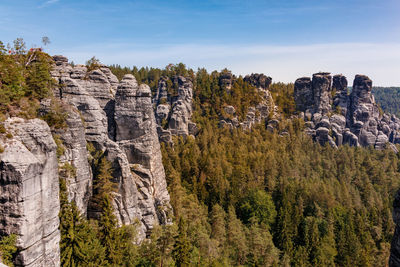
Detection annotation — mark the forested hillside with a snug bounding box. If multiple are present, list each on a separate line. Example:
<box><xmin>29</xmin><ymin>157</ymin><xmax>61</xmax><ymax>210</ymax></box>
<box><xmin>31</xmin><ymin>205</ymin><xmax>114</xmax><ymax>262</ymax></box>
<box><xmin>373</xmin><ymin>87</ymin><xmax>400</xmax><ymax>117</ymax></box>
<box><xmin>108</xmin><ymin>64</ymin><xmax>399</xmax><ymax>266</ymax></box>
<box><xmin>1</xmin><ymin>42</ymin><xmax>399</xmax><ymax>266</ymax></box>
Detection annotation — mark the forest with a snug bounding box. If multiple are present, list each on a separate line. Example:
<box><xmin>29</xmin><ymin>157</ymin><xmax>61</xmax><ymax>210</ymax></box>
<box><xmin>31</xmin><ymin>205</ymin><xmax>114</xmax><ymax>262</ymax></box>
<box><xmin>0</xmin><ymin>40</ymin><xmax>399</xmax><ymax>266</ymax></box>
<box><xmin>373</xmin><ymin>87</ymin><xmax>400</xmax><ymax>118</ymax></box>
<box><xmin>57</xmin><ymin>63</ymin><xmax>400</xmax><ymax>266</ymax></box>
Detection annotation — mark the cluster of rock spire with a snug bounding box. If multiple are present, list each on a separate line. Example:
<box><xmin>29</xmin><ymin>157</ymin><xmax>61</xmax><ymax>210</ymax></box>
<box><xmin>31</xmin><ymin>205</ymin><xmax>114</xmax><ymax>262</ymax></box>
<box><xmin>294</xmin><ymin>72</ymin><xmax>400</xmax><ymax>151</ymax></box>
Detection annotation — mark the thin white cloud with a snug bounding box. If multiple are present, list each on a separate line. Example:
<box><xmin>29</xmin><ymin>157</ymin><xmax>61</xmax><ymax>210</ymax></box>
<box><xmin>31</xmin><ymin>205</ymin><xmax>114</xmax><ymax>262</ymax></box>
<box><xmin>58</xmin><ymin>42</ymin><xmax>400</xmax><ymax>86</ymax></box>
<box><xmin>39</xmin><ymin>0</ymin><xmax>59</xmax><ymax>8</ymax></box>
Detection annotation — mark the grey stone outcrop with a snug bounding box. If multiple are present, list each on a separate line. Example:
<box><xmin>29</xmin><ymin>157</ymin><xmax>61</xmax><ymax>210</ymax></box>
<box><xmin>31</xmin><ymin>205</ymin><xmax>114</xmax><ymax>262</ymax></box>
<box><xmin>294</xmin><ymin>73</ymin><xmax>400</xmax><ymax>150</ymax></box>
<box><xmin>51</xmin><ymin>55</ymin><xmax>172</xmax><ymax>239</ymax></box>
<box><xmin>0</xmin><ymin>118</ymin><xmax>60</xmax><ymax>267</ymax></box>
<box><xmin>219</xmin><ymin>73</ymin><xmax>279</xmax><ymax>131</ymax></box>
<box><xmin>39</xmin><ymin>100</ymin><xmax>93</xmax><ymax>215</ymax></box>
<box><xmin>115</xmin><ymin>75</ymin><xmax>172</xmax><ymax>231</ymax></box>
<box><xmin>153</xmin><ymin>76</ymin><xmax>197</xmax><ymax>141</ymax></box>
<box><xmin>244</xmin><ymin>73</ymin><xmax>272</xmax><ymax>90</ymax></box>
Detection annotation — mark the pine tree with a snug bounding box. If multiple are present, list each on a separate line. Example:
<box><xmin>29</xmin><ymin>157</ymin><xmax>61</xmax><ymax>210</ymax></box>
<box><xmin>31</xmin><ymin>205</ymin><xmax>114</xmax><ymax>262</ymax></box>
<box><xmin>59</xmin><ymin>178</ymin><xmax>106</xmax><ymax>267</ymax></box>
<box><xmin>173</xmin><ymin>218</ymin><xmax>192</xmax><ymax>267</ymax></box>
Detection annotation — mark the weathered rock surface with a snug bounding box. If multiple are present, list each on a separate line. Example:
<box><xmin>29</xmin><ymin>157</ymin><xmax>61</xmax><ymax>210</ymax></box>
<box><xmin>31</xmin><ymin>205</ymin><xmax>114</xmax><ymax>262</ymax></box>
<box><xmin>244</xmin><ymin>73</ymin><xmax>272</xmax><ymax>90</ymax></box>
<box><xmin>39</xmin><ymin>99</ymin><xmax>92</xmax><ymax>215</ymax></box>
<box><xmin>51</xmin><ymin>55</ymin><xmax>172</xmax><ymax>239</ymax></box>
<box><xmin>294</xmin><ymin>77</ymin><xmax>313</xmax><ymax>112</ymax></box>
<box><xmin>219</xmin><ymin>73</ymin><xmax>279</xmax><ymax>131</ymax></box>
<box><xmin>115</xmin><ymin>74</ymin><xmax>172</xmax><ymax>231</ymax></box>
<box><xmin>0</xmin><ymin>118</ymin><xmax>60</xmax><ymax>267</ymax></box>
<box><xmin>219</xmin><ymin>70</ymin><xmax>234</xmax><ymax>90</ymax></box>
<box><xmin>294</xmin><ymin>73</ymin><xmax>400</xmax><ymax>150</ymax></box>
<box><xmin>153</xmin><ymin>76</ymin><xmax>197</xmax><ymax>141</ymax></box>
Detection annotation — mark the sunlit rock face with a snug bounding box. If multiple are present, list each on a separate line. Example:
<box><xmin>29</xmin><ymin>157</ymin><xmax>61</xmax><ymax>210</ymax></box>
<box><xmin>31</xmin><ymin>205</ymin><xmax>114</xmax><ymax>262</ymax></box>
<box><xmin>0</xmin><ymin>118</ymin><xmax>60</xmax><ymax>267</ymax></box>
<box><xmin>51</xmin><ymin>56</ymin><xmax>172</xmax><ymax>239</ymax></box>
<box><xmin>294</xmin><ymin>73</ymin><xmax>400</xmax><ymax>151</ymax></box>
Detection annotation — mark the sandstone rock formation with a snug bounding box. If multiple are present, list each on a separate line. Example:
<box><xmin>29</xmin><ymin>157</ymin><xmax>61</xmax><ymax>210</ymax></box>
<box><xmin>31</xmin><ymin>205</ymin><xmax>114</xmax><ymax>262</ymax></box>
<box><xmin>39</xmin><ymin>99</ymin><xmax>93</xmax><ymax>215</ymax></box>
<box><xmin>244</xmin><ymin>73</ymin><xmax>272</xmax><ymax>90</ymax></box>
<box><xmin>115</xmin><ymin>74</ymin><xmax>171</xmax><ymax>230</ymax></box>
<box><xmin>51</xmin><ymin>55</ymin><xmax>172</xmax><ymax>238</ymax></box>
<box><xmin>219</xmin><ymin>73</ymin><xmax>279</xmax><ymax>130</ymax></box>
<box><xmin>294</xmin><ymin>73</ymin><xmax>400</xmax><ymax>150</ymax></box>
<box><xmin>0</xmin><ymin>118</ymin><xmax>60</xmax><ymax>267</ymax></box>
<box><xmin>153</xmin><ymin>75</ymin><xmax>197</xmax><ymax>142</ymax></box>
<box><xmin>219</xmin><ymin>70</ymin><xmax>234</xmax><ymax>90</ymax></box>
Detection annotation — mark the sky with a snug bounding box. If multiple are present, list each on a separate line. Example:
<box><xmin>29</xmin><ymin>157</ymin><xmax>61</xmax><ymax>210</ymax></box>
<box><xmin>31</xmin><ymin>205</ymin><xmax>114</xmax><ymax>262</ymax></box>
<box><xmin>1</xmin><ymin>0</ymin><xmax>400</xmax><ymax>86</ymax></box>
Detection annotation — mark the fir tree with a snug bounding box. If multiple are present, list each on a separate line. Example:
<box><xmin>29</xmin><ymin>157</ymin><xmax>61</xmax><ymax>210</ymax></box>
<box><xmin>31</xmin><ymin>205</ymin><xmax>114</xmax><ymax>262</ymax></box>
<box><xmin>173</xmin><ymin>218</ymin><xmax>192</xmax><ymax>267</ymax></box>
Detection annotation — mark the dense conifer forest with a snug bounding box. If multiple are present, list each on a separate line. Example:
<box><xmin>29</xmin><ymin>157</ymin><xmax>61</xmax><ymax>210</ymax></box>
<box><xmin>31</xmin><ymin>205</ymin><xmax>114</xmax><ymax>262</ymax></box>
<box><xmin>373</xmin><ymin>87</ymin><xmax>400</xmax><ymax>118</ymax></box>
<box><xmin>1</xmin><ymin>41</ymin><xmax>400</xmax><ymax>266</ymax></box>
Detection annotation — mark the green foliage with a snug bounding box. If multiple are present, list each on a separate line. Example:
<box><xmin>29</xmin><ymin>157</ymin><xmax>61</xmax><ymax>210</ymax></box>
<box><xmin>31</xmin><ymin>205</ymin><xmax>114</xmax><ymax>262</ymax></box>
<box><xmin>237</xmin><ymin>189</ymin><xmax>276</xmax><ymax>227</ymax></box>
<box><xmin>59</xmin><ymin>151</ymin><xmax>139</xmax><ymax>267</ymax></box>
<box><xmin>161</xmin><ymin>114</ymin><xmax>399</xmax><ymax>266</ymax></box>
<box><xmin>0</xmin><ymin>145</ymin><xmax>4</xmax><ymax>154</ymax></box>
<box><xmin>53</xmin><ymin>134</ymin><xmax>65</xmax><ymax>159</ymax></box>
<box><xmin>85</xmin><ymin>56</ymin><xmax>101</xmax><ymax>72</ymax></box>
<box><xmin>373</xmin><ymin>87</ymin><xmax>400</xmax><ymax>117</ymax></box>
<box><xmin>0</xmin><ymin>234</ymin><xmax>18</xmax><ymax>267</ymax></box>
<box><xmin>0</xmin><ymin>38</ymin><xmax>55</xmax><ymax>118</ymax></box>
<box><xmin>172</xmin><ymin>218</ymin><xmax>192</xmax><ymax>267</ymax></box>
<box><xmin>60</xmin><ymin>162</ymin><xmax>77</xmax><ymax>178</ymax></box>
<box><xmin>269</xmin><ymin>82</ymin><xmax>296</xmax><ymax>117</ymax></box>
<box><xmin>40</xmin><ymin>99</ymin><xmax>68</xmax><ymax>129</ymax></box>
<box><xmin>59</xmin><ymin>178</ymin><xmax>106</xmax><ymax>267</ymax></box>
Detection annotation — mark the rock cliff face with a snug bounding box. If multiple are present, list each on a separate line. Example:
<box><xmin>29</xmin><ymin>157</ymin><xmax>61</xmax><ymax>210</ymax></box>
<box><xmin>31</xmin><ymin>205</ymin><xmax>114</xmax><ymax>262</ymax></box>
<box><xmin>115</xmin><ymin>74</ymin><xmax>171</xmax><ymax>229</ymax></box>
<box><xmin>153</xmin><ymin>76</ymin><xmax>197</xmax><ymax>142</ymax></box>
<box><xmin>294</xmin><ymin>73</ymin><xmax>400</xmax><ymax>150</ymax></box>
<box><xmin>50</xmin><ymin>56</ymin><xmax>171</xmax><ymax>237</ymax></box>
<box><xmin>0</xmin><ymin>118</ymin><xmax>60</xmax><ymax>267</ymax></box>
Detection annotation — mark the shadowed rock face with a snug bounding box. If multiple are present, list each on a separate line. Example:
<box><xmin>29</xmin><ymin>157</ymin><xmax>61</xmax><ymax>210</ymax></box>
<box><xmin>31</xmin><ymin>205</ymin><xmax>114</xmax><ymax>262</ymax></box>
<box><xmin>0</xmin><ymin>118</ymin><xmax>60</xmax><ymax>267</ymax></box>
<box><xmin>312</xmin><ymin>72</ymin><xmax>332</xmax><ymax>115</ymax></box>
<box><xmin>294</xmin><ymin>73</ymin><xmax>332</xmax><ymax>114</ymax></box>
<box><xmin>294</xmin><ymin>77</ymin><xmax>313</xmax><ymax>112</ymax></box>
<box><xmin>219</xmin><ymin>71</ymin><xmax>234</xmax><ymax>90</ymax></box>
<box><xmin>332</xmin><ymin>74</ymin><xmax>349</xmax><ymax>116</ymax></box>
<box><xmin>244</xmin><ymin>73</ymin><xmax>272</xmax><ymax>90</ymax></box>
<box><xmin>294</xmin><ymin>73</ymin><xmax>400</xmax><ymax>151</ymax></box>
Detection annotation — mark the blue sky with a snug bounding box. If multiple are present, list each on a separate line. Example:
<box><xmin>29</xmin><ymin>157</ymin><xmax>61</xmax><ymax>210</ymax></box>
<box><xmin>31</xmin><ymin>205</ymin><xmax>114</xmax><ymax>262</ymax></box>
<box><xmin>1</xmin><ymin>0</ymin><xmax>400</xmax><ymax>85</ymax></box>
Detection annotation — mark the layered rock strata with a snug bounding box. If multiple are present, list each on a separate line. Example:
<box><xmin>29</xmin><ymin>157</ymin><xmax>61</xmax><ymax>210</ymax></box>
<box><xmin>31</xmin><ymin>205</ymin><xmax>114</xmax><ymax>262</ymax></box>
<box><xmin>51</xmin><ymin>56</ymin><xmax>172</xmax><ymax>237</ymax></box>
<box><xmin>0</xmin><ymin>118</ymin><xmax>60</xmax><ymax>267</ymax></box>
<box><xmin>115</xmin><ymin>75</ymin><xmax>171</xmax><ymax>229</ymax></box>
